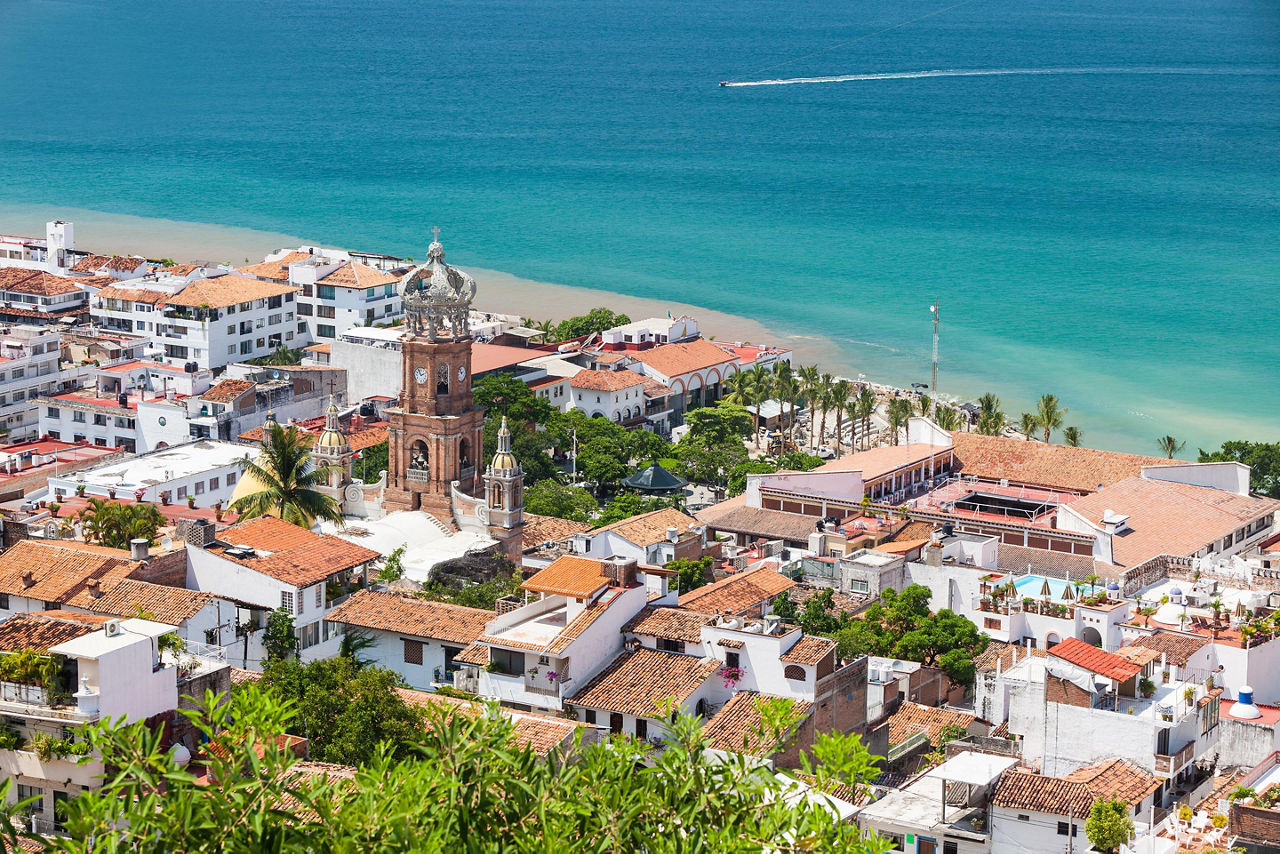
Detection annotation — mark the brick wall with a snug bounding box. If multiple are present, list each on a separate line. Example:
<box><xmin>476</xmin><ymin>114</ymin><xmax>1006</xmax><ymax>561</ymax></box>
<box><xmin>1046</xmin><ymin>675</ymin><xmax>1092</xmax><ymax>708</ymax></box>
<box><xmin>813</xmin><ymin>656</ymin><xmax>869</xmax><ymax>736</ymax></box>
<box><xmin>129</xmin><ymin>547</ymin><xmax>189</xmax><ymax>588</ymax></box>
<box><xmin>1231</xmin><ymin>803</ymin><xmax>1280</xmax><ymax>845</ymax></box>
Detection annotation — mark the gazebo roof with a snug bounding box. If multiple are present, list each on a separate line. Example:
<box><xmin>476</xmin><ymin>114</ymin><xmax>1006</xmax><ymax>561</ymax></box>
<box><xmin>622</xmin><ymin>460</ymin><xmax>688</xmax><ymax>493</ymax></box>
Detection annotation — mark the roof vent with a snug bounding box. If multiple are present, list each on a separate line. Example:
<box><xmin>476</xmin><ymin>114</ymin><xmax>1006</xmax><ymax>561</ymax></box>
<box><xmin>1100</xmin><ymin>509</ymin><xmax>1130</xmax><ymax>534</ymax></box>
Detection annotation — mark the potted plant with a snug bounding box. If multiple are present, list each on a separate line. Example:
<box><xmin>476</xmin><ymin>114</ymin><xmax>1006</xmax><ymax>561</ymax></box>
<box><xmin>134</xmin><ymin>489</ymin><xmax>145</xmax><ymax>503</ymax></box>
<box><xmin>214</xmin><ymin>501</ymin><xmax>224</xmax><ymax>522</ymax></box>
<box><xmin>187</xmin><ymin>495</ymin><xmax>197</xmax><ymax>508</ymax></box>
<box><xmin>47</xmin><ymin>502</ymin><xmax>59</xmax><ymax>518</ymax></box>
<box><xmin>160</xmin><ymin>490</ymin><xmax>171</xmax><ymax>505</ymax></box>
<box><xmin>107</xmin><ymin>487</ymin><xmax>116</xmax><ymax>500</ymax></box>
<box><xmin>1139</xmin><ymin>676</ymin><xmax>1155</xmax><ymax>698</ymax></box>
<box><xmin>719</xmin><ymin>664</ymin><xmax>744</xmax><ymax>688</ymax></box>
<box><xmin>75</xmin><ymin>484</ymin><xmax>86</xmax><ymax>497</ymax></box>
<box><xmin>1184</xmin><ymin>686</ymin><xmax>1197</xmax><ymax>706</ymax></box>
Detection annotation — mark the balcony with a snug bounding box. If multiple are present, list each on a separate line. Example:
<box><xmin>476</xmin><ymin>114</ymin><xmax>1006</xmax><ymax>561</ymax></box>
<box><xmin>405</xmin><ymin>468</ymin><xmax>431</xmax><ymax>483</ymax></box>
<box><xmin>1154</xmin><ymin>740</ymin><xmax>1195</xmax><ymax>779</ymax></box>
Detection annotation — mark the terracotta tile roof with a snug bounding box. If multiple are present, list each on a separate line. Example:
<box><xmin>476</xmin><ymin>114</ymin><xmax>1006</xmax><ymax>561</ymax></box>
<box><xmin>0</xmin><ymin>540</ymin><xmax>138</xmax><ymax>603</ymax></box>
<box><xmin>623</xmin><ymin>606</ymin><xmax>712</xmax><ymax>644</ymax></box>
<box><xmin>678</xmin><ymin>567</ymin><xmax>795</xmax><ymax>615</ymax></box>
<box><xmin>472</xmin><ymin>342</ymin><xmax>542</xmax><ymax>375</ymax></box>
<box><xmin>590</xmin><ymin>507</ymin><xmax>699</xmax><ymax>547</ymax></box>
<box><xmin>230</xmin><ymin>667</ymin><xmax>263</xmax><ymax>685</ymax></box>
<box><xmin>71</xmin><ymin>275</ymin><xmax>120</xmax><ymax>289</ymax></box>
<box><xmin>70</xmin><ymin>579</ymin><xmax>214</xmax><ymax>624</ymax></box>
<box><xmin>159</xmin><ymin>264</ymin><xmax>200</xmax><ymax>277</ymax></box>
<box><xmin>165</xmin><ymin>275</ymin><xmax>295</xmax><ymax>308</ymax></box>
<box><xmin>317</xmin><ymin>261</ymin><xmax>398</xmax><ymax>289</ymax></box>
<box><xmin>1113</xmin><ymin>644</ymin><xmax>1162</xmax><ymax>668</ymax></box>
<box><xmin>327</xmin><ymin>590</ymin><xmax>492</xmax><ymax>645</ymax></box>
<box><xmin>703</xmin><ymin>691</ymin><xmax>813</xmax><ymax>756</ymax></box>
<box><xmin>200</xmin><ymin>379</ymin><xmax>255</xmax><ymax>403</ymax></box>
<box><xmin>630</xmin><ymin>338</ymin><xmax>735</xmax><ymax>378</ymax></box>
<box><xmin>884</xmin><ymin>701</ymin><xmax>979</xmax><ymax>748</ymax></box>
<box><xmin>1125</xmin><ymin>631</ymin><xmax>1209</xmax><ymax>667</ymax></box>
<box><xmin>814</xmin><ymin>443</ymin><xmax>950</xmax><ymax>479</ymax></box>
<box><xmin>14</xmin><ymin>271</ymin><xmax>84</xmax><ymax>296</ymax></box>
<box><xmin>239</xmin><ymin>251</ymin><xmax>314</xmax><ymax>281</ymax></box>
<box><xmin>453</xmin><ymin>641</ymin><xmax>488</xmax><ymax>665</ymax></box>
<box><xmin>95</xmin><ymin>285</ymin><xmax>168</xmax><ymax>305</ymax></box>
<box><xmin>1048</xmin><ymin>637</ymin><xmax>1142</xmax><ymax>681</ymax></box>
<box><xmin>397</xmin><ymin>689</ymin><xmax>581</xmax><ymax>756</ymax></box>
<box><xmin>70</xmin><ymin>254</ymin><xmax>113</xmax><ymax>274</ymax></box>
<box><xmin>0</xmin><ymin>611</ymin><xmax>111</xmax><ymax>653</ymax></box>
<box><xmin>695</xmin><ymin>495</ymin><xmax>818</xmax><ymax>543</ymax></box>
<box><xmin>780</xmin><ymin>635</ymin><xmax>836</xmax><ymax>666</ymax></box>
<box><xmin>523</xmin><ymin>514</ymin><xmax>592</xmax><ymax>547</ymax></box>
<box><xmin>972</xmin><ymin>640</ymin><xmax>1047</xmax><ymax>672</ymax></box>
<box><xmin>716</xmin><ymin>638</ymin><xmax>744</xmax><ymax>649</ymax></box>
<box><xmin>949</xmin><ymin>432</ymin><xmax>1173</xmax><ymax>494</ymax></box>
<box><xmin>569</xmin><ymin>648</ymin><xmax>719</xmax><ymax>718</ymax></box>
<box><xmin>1065</xmin><ymin>476</ymin><xmax>1280</xmax><ymax>568</ymax></box>
<box><xmin>641</xmin><ymin>376</ymin><xmax>672</xmax><ymax>398</ymax></box>
<box><xmin>103</xmin><ymin>255</ymin><xmax>147</xmax><ymax>273</ymax></box>
<box><xmin>995</xmin><ymin>544</ymin><xmax>1110</xmax><ymax>580</ymax></box>
<box><xmin>569</xmin><ymin>368</ymin><xmax>645</xmax><ymax>392</ymax></box>
<box><xmin>213</xmin><ymin>516</ymin><xmax>379</xmax><ymax>587</ymax></box>
<box><xmin>546</xmin><ymin>589</ymin><xmax>624</xmax><ymax>654</ymax></box>
<box><xmin>994</xmin><ymin>759</ymin><xmax>1159</xmax><ymax>816</ymax></box>
<box><xmin>520</xmin><ymin>555</ymin><xmax>610</xmax><ymax>598</ymax></box>
<box><xmin>304</xmin><ymin>342</ymin><xmax>331</xmax><ymax>354</ymax></box>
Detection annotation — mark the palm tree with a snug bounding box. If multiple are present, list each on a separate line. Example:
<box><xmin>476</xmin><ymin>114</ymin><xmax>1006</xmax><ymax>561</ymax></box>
<box><xmin>746</xmin><ymin>365</ymin><xmax>773</xmax><ymax>449</ymax></box>
<box><xmin>887</xmin><ymin>398</ymin><xmax>913</xmax><ymax>446</ymax></box>
<box><xmin>813</xmin><ymin>373</ymin><xmax>836</xmax><ymax>451</ymax></box>
<box><xmin>1156</xmin><ymin>435</ymin><xmax>1186</xmax><ymax>459</ymax></box>
<box><xmin>934</xmin><ymin>406</ymin><xmax>961</xmax><ymax>432</ymax></box>
<box><xmin>721</xmin><ymin>370</ymin><xmax>753</xmax><ymax>407</ymax></box>
<box><xmin>232</xmin><ymin>421</ymin><xmax>343</xmax><ymax>527</ymax></box>
<box><xmin>854</xmin><ymin>387</ymin><xmax>877</xmax><ymax>451</ymax></box>
<box><xmin>796</xmin><ymin>365</ymin><xmax>821</xmax><ymax>448</ymax></box>
<box><xmin>1019</xmin><ymin>412</ymin><xmax>1039</xmax><ymax>441</ymax></box>
<box><xmin>976</xmin><ymin>393</ymin><xmax>1005</xmax><ymax>436</ymax></box>
<box><xmin>534</xmin><ymin>319</ymin><xmax>556</xmax><ymax>341</ymax></box>
<box><xmin>1137</xmin><ymin>606</ymin><xmax>1157</xmax><ymax>627</ymax></box>
<box><xmin>1062</xmin><ymin>426</ymin><xmax>1082</xmax><ymax>447</ymax></box>
<box><xmin>917</xmin><ymin>394</ymin><xmax>931</xmax><ymax>417</ymax></box>
<box><xmin>829</xmin><ymin>379</ymin><xmax>852</xmax><ymax>457</ymax></box>
<box><xmin>1036</xmin><ymin>394</ymin><xmax>1067</xmax><ymax>443</ymax></box>
<box><xmin>775</xmin><ymin>371</ymin><xmax>801</xmax><ymax>449</ymax></box>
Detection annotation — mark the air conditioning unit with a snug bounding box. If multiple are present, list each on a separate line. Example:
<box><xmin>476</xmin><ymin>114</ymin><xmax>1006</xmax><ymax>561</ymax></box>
<box><xmin>103</xmin><ymin>619</ymin><xmax>123</xmax><ymax>638</ymax></box>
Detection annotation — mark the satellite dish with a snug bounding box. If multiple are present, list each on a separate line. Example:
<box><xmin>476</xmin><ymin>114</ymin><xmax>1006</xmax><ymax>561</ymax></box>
<box><xmin>272</xmin><ymin>370</ymin><xmax>280</xmax><ymax>379</ymax></box>
<box><xmin>161</xmin><ymin>535</ymin><xmax>173</xmax><ymax>550</ymax></box>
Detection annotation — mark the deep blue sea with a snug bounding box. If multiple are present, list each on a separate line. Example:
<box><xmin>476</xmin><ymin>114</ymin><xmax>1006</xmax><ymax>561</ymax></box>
<box><xmin>0</xmin><ymin>0</ymin><xmax>1277</xmax><ymax>453</ymax></box>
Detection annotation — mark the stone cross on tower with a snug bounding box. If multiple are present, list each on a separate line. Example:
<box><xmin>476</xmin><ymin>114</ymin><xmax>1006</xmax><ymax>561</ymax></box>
<box><xmin>431</xmin><ymin>225</ymin><xmax>441</xmax><ymax>243</ymax></box>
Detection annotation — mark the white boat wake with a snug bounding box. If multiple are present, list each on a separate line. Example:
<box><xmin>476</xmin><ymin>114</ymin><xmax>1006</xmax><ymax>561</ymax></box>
<box><xmin>720</xmin><ymin>67</ymin><xmax>1277</xmax><ymax>87</ymax></box>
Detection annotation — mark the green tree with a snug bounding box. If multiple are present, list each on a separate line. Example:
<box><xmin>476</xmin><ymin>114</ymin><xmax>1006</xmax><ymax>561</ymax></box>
<box><xmin>473</xmin><ymin>373</ymin><xmax>555</xmax><ymax>426</ymax></box>
<box><xmin>1036</xmin><ymin>394</ymin><xmax>1067</xmax><ymax>443</ymax></box>
<box><xmin>77</xmin><ymin>499</ymin><xmax>166</xmax><ymax>549</ymax></box>
<box><xmin>232</xmin><ymin>421</ymin><xmax>342</xmax><ymax>527</ymax></box>
<box><xmin>422</xmin><ymin>560</ymin><xmax>523</xmax><ymax>610</ymax></box>
<box><xmin>886</xmin><ymin>398</ymin><xmax>913</xmax><ymax>446</ymax></box>
<box><xmin>775</xmin><ymin>451</ymin><xmax>824</xmax><ymax>472</ymax></box>
<box><xmin>1198</xmin><ymin>440</ymin><xmax>1280</xmax><ymax>497</ymax></box>
<box><xmin>745</xmin><ymin>364</ymin><xmax>775</xmax><ymax>449</ymax></box>
<box><xmin>246</xmin><ymin>344</ymin><xmax>304</xmax><ymax>366</ymax></box>
<box><xmin>813</xmin><ymin>373</ymin><xmax>836</xmax><ymax>451</ymax></box>
<box><xmin>976</xmin><ymin>393</ymin><xmax>1005</xmax><ymax>436</ymax></box>
<box><xmin>667</xmin><ymin>556</ymin><xmax>713</xmax><ymax>593</ymax></box>
<box><xmin>1062</xmin><ymin>426</ymin><xmax>1083</xmax><ymax>447</ymax></box>
<box><xmin>552</xmin><ymin>307</ymin><xmax>631</xmax><ymax>341</ymax></box>
<box><xmin>727</xmin><ymin>459</ymin><xmax>777</xmax><ymax>496</ymax></box>
<box><xmin>262</xmin><ymin>607</ymin><xmax>298</xmax><ymax>663</ymax></box>
<box><xmin>338</xmin><ymin>629</ymin><xmax>377</xmax><ymax>667</ymax></box>
<box><xmin>357</xmin><ymin>440</ymin><xmax>388</xmax><ymax>482</ymax></box>
<box><xmin>1018</xmin><ymin>412</ymin><xmax>1039</xmax><ymax>441</ymax></box>
<box><xmin>1156</xmin><ymin>435</ymin><xmax>1185</xmax><ymax>459</ymax></box>
<box><xmin>593</xmin><ymin>493</ymin><xmax>676</xmax><ymax>527</ymax></box>
<box><xmin>576</xmin><ymin>436</ymin><xmax>631</xmax><ymax>488</ymax></box>
<box><xmin>260</xmin><ymin>656</ymin><xmax>425</xmax><ymax>765</ymax></box>
<box><xmin>683</xmin><ymin>402</ymin><xmax>753</xmax><ymax>446</ymax></box>
<box><xmin>1085</xmin><ymin>797</ymin><xmax>1135</xmax><ymax>853</ymax></box>
<box><xmin>36</xmin><ymin>686</ymin><xmax>890</xmax><ymax>853</ymax></box>
<box><xmin>377</xmin><ymin>544</ymin><xmax>407</xmax><ymax>582</ymax></box>
<box><xmin>855</xmin><ymin>387</ymin><xmax>878</xmax><ymax>450</ymax></box>
<box><xmin>828</xmin><ymin>379</ymin><xmax>853</xmax><ymax>457</ymax></box>
<box><xmin>934</xmin><ymin>405</ymin><xmax>961</xmax><ymax>432</ymax></box>
<box><xmin>524</xmin><ymin>479</ymin><xmax>600</xmax><ymax>523</ymax></box>
<box><xmin>674</xmin><ymin>437</ymin><xmax>748</xmax><ymax>487</ymax></box>
<box><xmin>798</xmin><ymin>728</ymin><xmax>882</xmax><ymax>803</ymax></box>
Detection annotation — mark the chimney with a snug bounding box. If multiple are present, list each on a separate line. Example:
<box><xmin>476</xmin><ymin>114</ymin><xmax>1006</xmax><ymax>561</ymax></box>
<box><xmin>178</xmin><ymin>518</ymin><xmax>216</xmax><ymax>548</ymax></box>
<box><xmin>666</xmin><ymin>527</ymin><xmax>679</xmax><ymax>544</ymax></box>
<box><xmin>924</xmin><ymin>542</ymin><xmax>943</xmax><ymax>567</ymax></box>
<box><xmin>87</xmin><ymin>578</ymin><xmax>102</xmax><ymax>598</ymax></box>
<box><xmin>130</xmin><ymin>538</ymin><xmax>149</xmax><ymax>561</ymax></box>
<box><xmin>603</xmin><ymin>557</ymin><xmax>638</xmax><ymax>588</ymax></box>
<box><xmin>20</xmin><ymin>569</ymin><xmax>34</xmax><ymax>588</ymax></box>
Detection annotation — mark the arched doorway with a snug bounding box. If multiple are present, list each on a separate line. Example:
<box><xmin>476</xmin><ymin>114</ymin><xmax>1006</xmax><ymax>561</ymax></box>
<box><xmin>1045</xmin><ymin>633</ymin><xmax>1061</xmax><ymax>650</ymax></box>
<box><xmin>459</xmin><ymin>438</ymin><xmax>471</xmax><ymax>469</ymax></box>
<box><xmin>1081</xmin><ymin>626</ymin><xmax>1102</xmax><ymax>648</ymax></box>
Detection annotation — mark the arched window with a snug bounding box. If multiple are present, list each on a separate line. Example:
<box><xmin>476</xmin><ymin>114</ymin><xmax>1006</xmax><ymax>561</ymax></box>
<box><xmin>784</xmin><ymin>664</ymin><xmax>806</xmax><ymax>681</ymax></box>
<box><xmin>459</xmin><ymin>438</ymin><xmax>471</xmax><ymax>467</ymax></box>
<box><xmin>409</xmin><ymin>440</ymin><xmax>429</xmax><ymax>473</ymax></box>
<box><xmin>436</xmin><ymin>362</ymin><xmax>450</xmax><ymax>395</ymax></box>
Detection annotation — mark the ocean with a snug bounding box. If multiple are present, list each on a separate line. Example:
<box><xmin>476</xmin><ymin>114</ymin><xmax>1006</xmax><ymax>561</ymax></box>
<box><xmin>0</xmin><ymin>0</ymin><xmax>1276</xmax><ymax>454</ymax></box>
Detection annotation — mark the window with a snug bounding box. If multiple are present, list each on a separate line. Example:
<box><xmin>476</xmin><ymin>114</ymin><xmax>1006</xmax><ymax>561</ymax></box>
<box><xmin>239</xmin><ymin>302</ymin><xmax>252</xmax><ymax>312</ymax></box>
<box><xmin>44</xmin><ymin>601</ymin><xmax>61</xmax><ymax>610</ymax></box>
<box><xmin>0</xmin><ymin>594</ymin><xmax>8</xmax><ymax>610</ymax></box>
<box><xmin>228</xmin><ymin>345</ymin><xmax>237</xmax><ymax>355</ymax></box>
<box><xmin>317</xmin><ymin>285</ymin><xmax>335</xmax><ymax>301</ymax></box>
<box><xmin>609</xmin><ymin>713</ymin><xmax>623</xmax><ymax>733</ymax></box>
<box><xmin>194</xmin><ymin>481</ymin><xmax>205</xmax><ymax>495</ymax></box>
<box><xmin>784</xmin><ymin>664</ymin><xmax>806</xmax><ymax>680</ymax></box>
<box><xmin>227</xmin><ymin>325</ymin><xmax>235</xmax><ymax>334</ymax></box>
<box><xmin>403</xmin><ymin>639</ymin><xmax>424</xmax><ymax>665</ymax></box>
<box><xmin>1016</xmin><ymin>814</ymin><xmax>1030</xmax><ymax>822</ymax></box>
<box><xmin>883</xmin><ymin>834</ymin><xmax>903</xmax><ymax>852</ymax></box>
<box><xmin>11</xmin><ymin>368</ymin><xmax>22</xmax><ymax>380</ymax></box>
<box><xmin>725</xmin><ymin>652</ymin><xmax>740</xmax><ymax>669</ymax></box>
<box><xmin>72</xmin><ymin>410</ymin><xmax>86</xmax><ymax>423</ymax></box>
<box><xmin>315</xmin><ymin>586</ymin><xmax>323</xmax><ymax>607</ymax></box>
<box><xmin>635</xmin><ymin>718</ymin><xmax>647</xmax><ymax>740</ymax></box>
<box><xmin>1057</xmin><ymin>822</ymin><xmax>1077</xmax><ymax>837</ymax></box>
<box><xmin>317</xmin><ymin>324</ymin><xmax>335</xmax><ymax>339</ymax></box>
<box><xmin>177</xmin><ymin>486</ymin><xmax>187</xmax><ymax>499</ymax></box>
<box><xmin>365</xmin><ymin>287</ymin><xmax>377</xmax><ymax>299</ymax></box>
<box><xmin>297</xmin><ymin>303</ymin><xmax>313</xmax><ymax>316</ymax></box>
<box><xmin>490</xmin><ymin>648</ymin><xmax>524</xmax><ymax>674</ymax></box>
<box><xmin>656</xmin><ymin>638</ymin><xmax>685</xmax><ymax>654</ymax></box>
<box><xmin>227</xmin><ymin>473</ymin><xmax>237</xmax><ymax>485</ymax></box>
<box><xmin>210</xmin><ymin>476</ymin><xmax>220</xmax><ymax>490</ymax></box>
<box><xmin>268</xmin><ymin>313</ymin><xmax>281</xmax><ymax>326</ymax></box>
<box><xmin>281</xmin><ymin>591</ymin><xmax>294</xmax><ymax>613</ymax></box>
<box><xmin>298</xmin><ymin>622</ymin><xmax>320</xmax><ymax>649</ymax></box>
<box><xmin>46</xmin><ymin>407</ymin><xmax>59</xmax><ymax>419</ymax></box>
<box><xmin>317</xmin><ymin>305</ymin><xmax>335</xmax><ymax>319</ymax></box>
<box><xmin>849</xmin><ymin>578</ymin><xmax>869</xmax><ymax>593</ymax></box>
<box><xmin>17</xmin><ymin>784</ymin><xmax>41</xmax><ymax>802</ymax></box>
<box><xmin>943</xmin><ymin>843</ymin><xmax>958</xmax><ymax>854</ymax></box>
<box><xmin>584</xmin><ymin>709</ymin><xmax>596</xmax><ymax>724</ymax></box>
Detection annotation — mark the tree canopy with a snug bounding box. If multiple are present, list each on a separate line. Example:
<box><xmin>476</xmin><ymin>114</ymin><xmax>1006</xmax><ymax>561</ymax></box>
<box><xmin>524</xmin><ymin>479</ymin><xmax>599</xmax><ymax>523</ymax></box>
<box><xmin>667</xmin><ymin>556</ymin><xmax>713</xmax><ymax>594</ymax></box>
<box><xmin>1085</xmin><ymin>797</ymin><xmax>1134</xmax><ymax>853</ymax></box>
<box><xmin>551</xmin><ymin>307</ymin><xmax>631</xmax><ymax>342</ymax></box>
<box><xmin>77</xmin><ymin>499</ymin><xmax>166</xmax><ymax>549</ymax></box>
<box><xmin>231</xmin><ymin>421</ymin><xmax>342</xmax><ymax>527</ymax></box>
<box><xmin>15</xmin><ymin>686</ymin><xmax>891</xmax><ymax>853</ymax></box>
<box><xmin>1199</xmin><ymin>440</ymin><xmax>1280</xmax><ymax>498</ymax></box>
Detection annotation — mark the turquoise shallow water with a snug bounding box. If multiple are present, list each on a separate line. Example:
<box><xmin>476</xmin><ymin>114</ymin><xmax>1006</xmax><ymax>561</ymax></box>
<box><xmin>0</xmin><ymin>0</ymin><xmax>1277</xmax><ymax>453</ymax></box>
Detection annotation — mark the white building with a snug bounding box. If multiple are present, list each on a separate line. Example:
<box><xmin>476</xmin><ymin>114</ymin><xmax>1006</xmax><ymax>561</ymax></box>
<box><xmin>0</xmin><ymin>326</ymin><xmax>88</xmax><ymax>441</ymax></box>
<box><xmin>0</xmin><ymin>268</ymin><xmax>90</xmax><ymax>324</ymax></box>
<box><xmin>0</xmin><ymin>611</ymin><xmax>181</xmax><ymax>833</ymax></box>
<box><xmin>47</xmin><ymin>439</ymin><xmax>253</xmax><ymax>507</ymax></box>
<box><xmin>327</xmin><ymin>590</ymin><xmax>493</xmax><ymax>691</ymax></box>
<box><xmin>569</xmin><ymin>507</ymin><xmax>704</xmax><ymax>566</ymax></box>
<box><xmin>182</xmin><ymin>516</ymin><xmax>380</xmax><ymax>668</ymax></box>
<box><xmin>239</xmin><ymin>249</ymin><xmax>403</xmax><ymax>341</ymax></box>
<box><xmin>567</xmin><ymin>369</ymin><xmax>649</xmax><ymax>424</ymax></box>
<box><xmin>596</xmin><ymin>316</ymin><xmax>700</xmax><ymax>348</ymax></box>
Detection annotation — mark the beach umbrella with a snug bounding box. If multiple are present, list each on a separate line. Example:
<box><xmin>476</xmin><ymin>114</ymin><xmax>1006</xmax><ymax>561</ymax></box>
<box><xmin>1061</xmin><ymin>583</ymin><xmax>1075</xmax><ymax>601</ymax></box>
<box><xmin>1236</xmin><ymin>600</ymin><xmax>1247</xmax><ymax>618</ymax></box>
<box><xmin>1039</xmin><ymin>578</ymin><xmax>1052</xmax><ymax>598</ymax></box>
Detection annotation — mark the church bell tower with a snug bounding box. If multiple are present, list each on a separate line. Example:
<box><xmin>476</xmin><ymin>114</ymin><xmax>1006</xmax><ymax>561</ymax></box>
<box><xmin>382</xmin><ymin>232</ymin><xmax>486</xmax><ymax>521</ymax></box>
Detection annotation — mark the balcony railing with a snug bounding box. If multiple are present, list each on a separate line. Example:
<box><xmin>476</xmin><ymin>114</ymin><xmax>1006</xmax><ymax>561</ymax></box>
<box><xmin>1154</xmin><ymin>741</ymin><xmax>1196</xmax><ymax>778</ymax></box>
<box><xmin>405</xmin><ymin>468</ymin><xmax>431</xmax><ymax>483</ymax></box>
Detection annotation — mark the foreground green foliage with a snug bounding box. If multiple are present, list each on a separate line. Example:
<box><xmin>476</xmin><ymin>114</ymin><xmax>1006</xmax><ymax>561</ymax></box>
<box><xmin>524</xmin><ymin>480</ymin><xmax>599</xmax><ymax>522</ymax></box>
<box><xmin>12</xmin><ymin>687</ymin><xmax>889</xmax><ymax>853</ymax></box>
<box><xmin>1085</xmin><ymin>797</ymin><xmax>1134</xmax><ymax>853</ymax></box>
